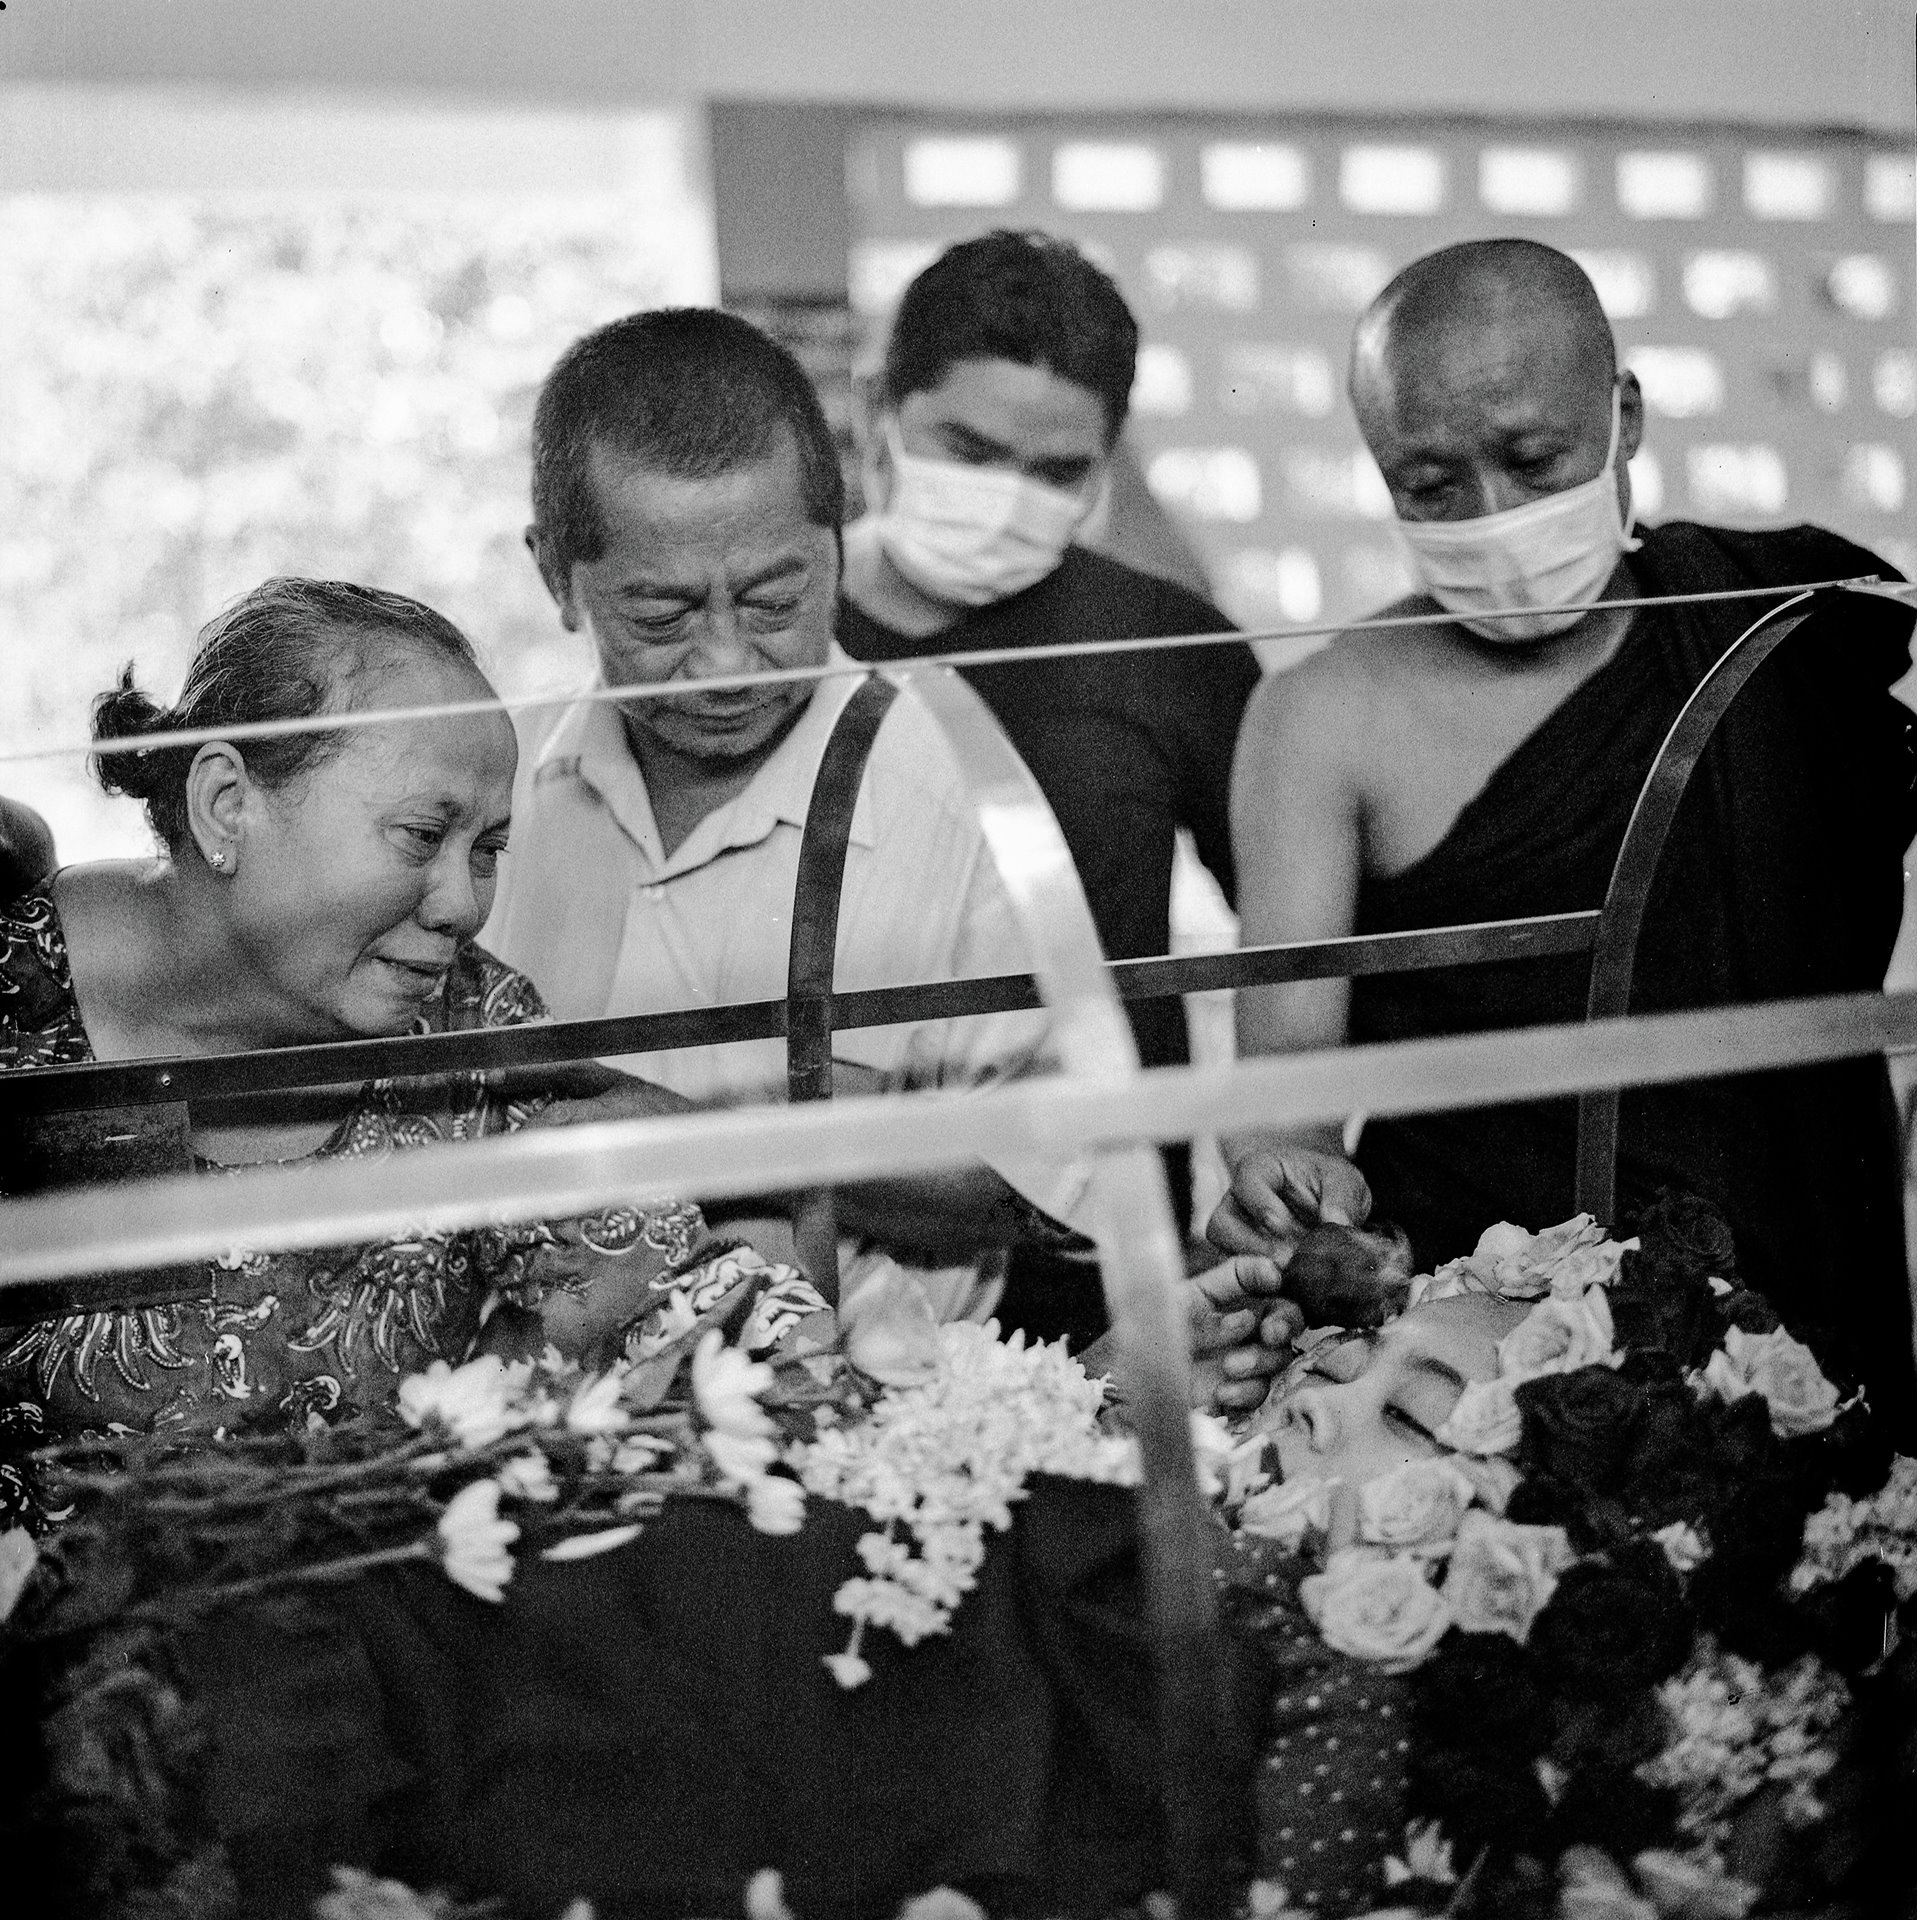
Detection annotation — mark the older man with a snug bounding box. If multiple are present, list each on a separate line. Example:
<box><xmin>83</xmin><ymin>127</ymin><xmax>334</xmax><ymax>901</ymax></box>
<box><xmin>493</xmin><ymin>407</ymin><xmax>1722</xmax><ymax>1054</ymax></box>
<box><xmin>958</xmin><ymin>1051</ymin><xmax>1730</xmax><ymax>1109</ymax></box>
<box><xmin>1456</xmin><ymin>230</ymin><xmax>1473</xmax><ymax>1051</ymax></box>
<box><xmin>1216</xmin><ymin>239</ymin><xmax>1917</xmax><ymax>1428</ymax></box>
<box><xmin>485</xmin><ymin>308</ymin><xmax>1292</xmax><ymax>1397</ymax></box>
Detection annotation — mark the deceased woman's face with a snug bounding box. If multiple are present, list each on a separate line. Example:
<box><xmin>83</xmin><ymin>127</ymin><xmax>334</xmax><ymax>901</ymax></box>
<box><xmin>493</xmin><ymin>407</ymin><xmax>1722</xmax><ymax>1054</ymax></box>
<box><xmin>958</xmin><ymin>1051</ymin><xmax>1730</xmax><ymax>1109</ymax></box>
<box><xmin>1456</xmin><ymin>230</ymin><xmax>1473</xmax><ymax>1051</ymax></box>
<box><xmin>1258</xmin><ymin>1292</ymin><xmax>1527</xmax><ymax>1490</ymax></box>
<box><xmin>227</xmin><ymin>647</ymin><xmax>517</xmax><ymax>1039</ymax></box>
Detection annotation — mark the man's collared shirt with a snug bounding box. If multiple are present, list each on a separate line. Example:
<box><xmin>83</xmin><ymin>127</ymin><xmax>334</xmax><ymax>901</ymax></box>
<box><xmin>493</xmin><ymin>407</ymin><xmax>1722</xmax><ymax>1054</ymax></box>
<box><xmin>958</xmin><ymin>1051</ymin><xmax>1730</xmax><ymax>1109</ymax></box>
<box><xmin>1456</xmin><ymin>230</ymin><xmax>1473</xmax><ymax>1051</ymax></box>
<box><xmin>485</xmin><ymin>661</ymin><xmax>1069</xmax><ymax>1162</ymax></box>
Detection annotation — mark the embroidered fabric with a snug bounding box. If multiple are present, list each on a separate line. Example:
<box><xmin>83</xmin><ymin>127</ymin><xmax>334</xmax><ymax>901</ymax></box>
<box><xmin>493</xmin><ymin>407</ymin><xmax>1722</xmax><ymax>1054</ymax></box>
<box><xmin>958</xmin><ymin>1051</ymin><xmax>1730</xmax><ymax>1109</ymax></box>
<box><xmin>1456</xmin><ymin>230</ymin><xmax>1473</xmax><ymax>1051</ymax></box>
<box><xmin>0</xmin><ymin>888</ymin><xmax>702</xmax><ymax>1486</ymax></box>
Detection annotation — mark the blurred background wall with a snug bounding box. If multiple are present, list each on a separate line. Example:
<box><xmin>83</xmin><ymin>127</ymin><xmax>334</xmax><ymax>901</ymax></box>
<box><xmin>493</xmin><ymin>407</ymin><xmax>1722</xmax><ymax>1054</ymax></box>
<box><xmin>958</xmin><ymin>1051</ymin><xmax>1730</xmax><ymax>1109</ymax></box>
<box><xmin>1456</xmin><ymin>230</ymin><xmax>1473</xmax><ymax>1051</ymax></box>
<box><xmin>2</xmin><ymin>0</ymin><xmax>1913</xmax><ymax>859</ymax></box>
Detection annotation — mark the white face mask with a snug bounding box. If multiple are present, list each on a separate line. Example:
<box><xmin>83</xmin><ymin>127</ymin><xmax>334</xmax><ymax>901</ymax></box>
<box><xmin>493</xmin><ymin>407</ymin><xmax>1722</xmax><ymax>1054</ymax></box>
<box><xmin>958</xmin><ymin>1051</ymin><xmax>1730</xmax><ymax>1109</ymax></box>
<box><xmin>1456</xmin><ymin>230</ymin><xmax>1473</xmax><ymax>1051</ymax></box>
<box><xmin>1394</xmin><ymin>385</ymin><xmax>1641</xmax><ymax>642</ymax></box>
<box><xmin>873</xmin><ymin>420</ymin><xmax>1101</xmax><ymax>608</ymax></box>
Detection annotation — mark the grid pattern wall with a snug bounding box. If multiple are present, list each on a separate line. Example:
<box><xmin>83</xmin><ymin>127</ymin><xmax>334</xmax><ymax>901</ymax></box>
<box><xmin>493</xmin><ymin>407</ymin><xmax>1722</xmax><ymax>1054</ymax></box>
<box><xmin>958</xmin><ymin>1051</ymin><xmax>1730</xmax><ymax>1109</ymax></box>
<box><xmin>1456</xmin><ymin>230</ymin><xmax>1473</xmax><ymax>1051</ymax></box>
<box><xmin>847</xmin><ymin>117</ymin><xmax>1917</xmax><ymax>633</ymax></box>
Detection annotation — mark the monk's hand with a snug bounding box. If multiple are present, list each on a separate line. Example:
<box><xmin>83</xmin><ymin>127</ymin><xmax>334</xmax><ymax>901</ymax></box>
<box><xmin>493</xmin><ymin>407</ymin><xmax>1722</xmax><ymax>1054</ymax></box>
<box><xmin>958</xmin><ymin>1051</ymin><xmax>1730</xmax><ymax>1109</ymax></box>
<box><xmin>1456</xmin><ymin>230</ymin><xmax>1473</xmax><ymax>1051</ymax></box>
<box><xmin>1187</xmin><ymin>1255</ymin><xmax>1303</xmax><ymax>1413</ymax></box>
<box><xmin>1207</xmin><ymin>1144</ymin><xmax>1372</xmax><ymax>1263</ymax></box>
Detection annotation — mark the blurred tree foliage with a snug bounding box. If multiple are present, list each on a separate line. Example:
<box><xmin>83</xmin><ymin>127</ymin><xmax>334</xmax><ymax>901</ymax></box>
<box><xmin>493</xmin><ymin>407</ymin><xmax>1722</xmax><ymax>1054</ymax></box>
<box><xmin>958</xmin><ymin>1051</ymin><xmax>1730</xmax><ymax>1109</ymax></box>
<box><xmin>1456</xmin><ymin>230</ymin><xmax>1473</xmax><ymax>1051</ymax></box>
<box><xmin>0</xmin><ymin>194</ymin><xmax>706</xmax><ymax>854</ymax></box>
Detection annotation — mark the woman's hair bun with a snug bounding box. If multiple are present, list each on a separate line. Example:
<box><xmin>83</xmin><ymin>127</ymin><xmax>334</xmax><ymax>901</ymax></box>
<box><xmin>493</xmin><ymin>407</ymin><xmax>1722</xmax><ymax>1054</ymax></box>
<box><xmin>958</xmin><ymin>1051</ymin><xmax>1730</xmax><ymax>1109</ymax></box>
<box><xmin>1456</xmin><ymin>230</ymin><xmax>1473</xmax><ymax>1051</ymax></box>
<box><xmin>91</xmin><ymin>666</ymin><xmax>178</xmax><ymax>802</ymax></box>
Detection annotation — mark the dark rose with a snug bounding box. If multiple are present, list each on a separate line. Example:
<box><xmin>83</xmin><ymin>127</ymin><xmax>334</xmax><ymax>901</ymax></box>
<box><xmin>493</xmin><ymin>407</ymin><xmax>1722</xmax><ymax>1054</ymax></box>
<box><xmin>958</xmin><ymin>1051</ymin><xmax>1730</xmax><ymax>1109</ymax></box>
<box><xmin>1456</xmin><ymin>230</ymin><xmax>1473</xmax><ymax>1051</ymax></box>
<box><xmin>1412</xmin><ymin>1634</ymin><xmax>1550</xmax><ymax>1755</ymax></box>
<box><xmin>1505</xmin><ymin>1474</ymin><xmax>1630</xmax><ymax>1553</ymax></box>
<box><xmin>1528</xmin><ymin>1544</ymin><xmax>1692</xmax><ymax>1697</ymax></box>
<box><xmin>1609</xmin><ymin>1270</ymin><xmax>1720</xmax><ymax>1370</ymax></box>
<box><xmin>1788</xmin><ymin>1401</ymin><xmax>1893</xmax><ymax>1503</ymax></box>
<box><xmin>1406</xmin><ymin>1746</ymin><xmax>1549</xmax><ymax>1856</ymax></box>
<box><xmin>1628</xmin><ymin>1189</ymin><xmax>1738</xmax><ymax>1277</ymax></box>
<box><xmin>1796</xmin><ymin>1559</ymin><xmax>1899</xmax><ymax>1676</ymax></box>
<box><xmin>1516</xmin><ymin>1366</ymin><xmax>1646</xmax><ymax>1493</ymax></box>
<box><xmin>1621</xmin><ymin>1380</ymin><xmax>1722</xmax><ymax>1529</ymax></box>
<box><xmin>1717</xmin><ymin>1286</ymin><xmax>1782</xmax><ymax>1336</ymax></box>
<box><xmin>1550</xmin><ymin>1768</ymin><xmax>1680</xmax><ymax>1859</ymax></box>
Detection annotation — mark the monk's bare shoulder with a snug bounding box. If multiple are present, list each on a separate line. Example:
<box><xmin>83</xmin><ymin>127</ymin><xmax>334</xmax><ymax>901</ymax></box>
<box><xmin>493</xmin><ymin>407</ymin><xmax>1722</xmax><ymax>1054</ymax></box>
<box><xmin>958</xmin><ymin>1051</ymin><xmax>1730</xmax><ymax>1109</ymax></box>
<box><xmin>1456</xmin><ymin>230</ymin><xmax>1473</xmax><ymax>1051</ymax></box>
<box><xmin>1239</xmin><ymin>594</ymin><xmax>1457</xmax><ymax>784</ymax></box>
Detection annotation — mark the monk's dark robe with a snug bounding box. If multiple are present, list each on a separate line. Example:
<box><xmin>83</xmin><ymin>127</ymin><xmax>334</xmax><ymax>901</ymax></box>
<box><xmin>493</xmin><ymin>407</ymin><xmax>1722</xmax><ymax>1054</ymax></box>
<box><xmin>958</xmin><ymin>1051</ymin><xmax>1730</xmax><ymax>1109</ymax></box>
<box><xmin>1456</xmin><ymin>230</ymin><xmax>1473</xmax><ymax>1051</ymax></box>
<box><xmin>1349</xmin><ymin>521</ymin><xmax>1917</xmax><ymax>1433</ymax></box>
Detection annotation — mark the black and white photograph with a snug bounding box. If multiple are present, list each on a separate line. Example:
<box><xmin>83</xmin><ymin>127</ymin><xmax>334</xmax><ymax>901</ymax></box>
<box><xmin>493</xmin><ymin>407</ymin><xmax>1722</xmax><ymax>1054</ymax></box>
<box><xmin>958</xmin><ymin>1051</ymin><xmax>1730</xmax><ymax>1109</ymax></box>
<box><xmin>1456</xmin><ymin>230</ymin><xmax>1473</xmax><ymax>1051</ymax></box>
<box><xmin>2</xmin><ymin>6</ymin><xmax>1916</xmax><ymax>1917</ymax></box>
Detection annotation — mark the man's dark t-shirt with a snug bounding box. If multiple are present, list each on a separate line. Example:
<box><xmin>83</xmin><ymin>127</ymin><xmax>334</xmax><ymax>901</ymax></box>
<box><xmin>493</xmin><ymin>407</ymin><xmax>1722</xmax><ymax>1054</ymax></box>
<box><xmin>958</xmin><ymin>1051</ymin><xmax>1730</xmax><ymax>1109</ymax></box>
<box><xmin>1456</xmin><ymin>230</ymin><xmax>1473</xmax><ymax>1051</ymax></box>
<box><xmin>841</xmin><ymin>546</ymin><xmax>1258</xmax><ymax>1337</ymax></box>
<box><xmin>839</xmin><ymin>545</ymin><xmax>1258</xmax><ymax>1069</ymax></box>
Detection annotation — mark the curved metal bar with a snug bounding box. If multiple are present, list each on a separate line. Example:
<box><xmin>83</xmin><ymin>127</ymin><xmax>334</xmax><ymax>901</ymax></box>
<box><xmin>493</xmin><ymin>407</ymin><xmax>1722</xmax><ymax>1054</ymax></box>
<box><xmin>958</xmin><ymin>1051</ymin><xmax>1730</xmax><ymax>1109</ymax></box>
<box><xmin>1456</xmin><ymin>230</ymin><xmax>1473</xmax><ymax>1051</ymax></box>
<box><xmin>901</xmin><ymin>664</ymin><xmax>1234</xmax><ymax>1917</ymax></box>
<box><xmin>0</xmin><ymin>912</ymin><xmax>1601</xmax><ymax>1118</ymax></box>
<box><xmin>11</xmin><ymin>988</ymin><xmax>1917</xmax><ymax>1297</ymax></box>
<box><xmin>1573</xmin><ymin>590</ymin><xmax>1821</xmax><ymax>1219</ymax></box>
<box><xmin>783</xmin><ymin>673</ymin><xmax>901</xmax><ymax>1295</ymax></box>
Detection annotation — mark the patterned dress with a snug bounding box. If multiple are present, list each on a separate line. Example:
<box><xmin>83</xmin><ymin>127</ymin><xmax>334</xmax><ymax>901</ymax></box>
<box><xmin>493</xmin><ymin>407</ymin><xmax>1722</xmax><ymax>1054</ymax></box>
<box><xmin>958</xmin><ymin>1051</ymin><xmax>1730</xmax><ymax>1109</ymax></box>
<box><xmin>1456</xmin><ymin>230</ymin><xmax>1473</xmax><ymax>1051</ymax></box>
<box><xmin>0</xmin><ymin>888</ymin><xmax>700</xmax><ymax>1505</ymax></box>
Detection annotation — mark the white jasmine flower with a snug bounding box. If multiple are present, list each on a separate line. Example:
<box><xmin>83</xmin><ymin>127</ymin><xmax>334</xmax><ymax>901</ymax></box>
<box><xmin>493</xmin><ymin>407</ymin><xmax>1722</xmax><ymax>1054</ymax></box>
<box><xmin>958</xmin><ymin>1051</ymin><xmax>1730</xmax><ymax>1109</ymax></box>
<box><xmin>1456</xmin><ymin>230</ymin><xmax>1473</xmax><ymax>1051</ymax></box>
<box><xmin>691</xmin><ymin>1330</ymin><xmax>776</xmax><ymax>1440</ymax></box>
<box><xmin>497</xmin><ymin>1453</ymin><xmax>559</xmax><ymax>1503</ymax></box>
<box><xmin>0</xmin><ymin>1527</ymin><xmax>39</xmax><ymax>1623</ymax></box>
<box><xmin>746</xmin><ymin>1474</ymin><xmax>807</xmax><ymax>1535</ymax></box>
<box><xmin>436</xmin><ymin>1479</ymin><xmax>518</xmax><ymax>1602</ymax></box>
<box><xmin>564</xmin><ymin>1371</ymin><xmax>630</xmax><ymax>1436</ymax></box>
<box><xmin>398</xmin><ymin>1355</ymin><xmax>522</xmax><ymax>1450</ymax></box>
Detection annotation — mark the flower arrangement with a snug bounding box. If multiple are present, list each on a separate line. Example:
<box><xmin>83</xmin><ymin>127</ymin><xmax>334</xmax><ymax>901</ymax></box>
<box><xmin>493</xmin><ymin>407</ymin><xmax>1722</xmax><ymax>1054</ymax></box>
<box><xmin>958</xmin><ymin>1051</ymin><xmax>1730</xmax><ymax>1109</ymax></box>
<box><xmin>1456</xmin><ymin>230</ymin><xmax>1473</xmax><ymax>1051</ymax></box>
<box><xmin>797</xmin><ymin>1321</ymin><xmax>1143</xmax><ymax>1687</ymax></box>
<box><xmin>0</xmin><ymin>1247</ymin><xmax>837</xmax><ymax>1640</ymax></box>
<box><xmin>1222</xmin><ymin>1193</ymin><xmax>1917</xmax><ymax>1920</ymax></box>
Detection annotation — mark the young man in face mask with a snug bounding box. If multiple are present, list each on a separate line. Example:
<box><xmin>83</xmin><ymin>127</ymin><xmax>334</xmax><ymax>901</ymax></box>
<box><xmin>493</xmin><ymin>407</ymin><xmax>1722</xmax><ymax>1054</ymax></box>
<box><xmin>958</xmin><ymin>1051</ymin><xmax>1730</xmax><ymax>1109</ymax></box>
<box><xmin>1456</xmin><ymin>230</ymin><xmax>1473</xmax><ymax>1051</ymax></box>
<box><xmin>1215</xmin><ymin>238</ymin><xmax>1917</xmax><ymax>1436</ymax></box>
<box><xmin>840</xmin><ymin>231</ymin><xmax>1261</xmax><ymax>1332</ymax></box>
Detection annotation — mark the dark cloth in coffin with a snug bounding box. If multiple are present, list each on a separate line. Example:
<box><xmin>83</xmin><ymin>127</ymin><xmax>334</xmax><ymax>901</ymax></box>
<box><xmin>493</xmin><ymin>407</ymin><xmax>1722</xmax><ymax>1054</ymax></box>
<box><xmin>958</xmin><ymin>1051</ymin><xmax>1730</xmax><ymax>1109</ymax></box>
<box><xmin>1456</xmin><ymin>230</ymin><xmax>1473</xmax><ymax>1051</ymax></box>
<box><xmin>156</xmin><ymin>1479</ymin><xmax>1260</xmax><ymax>1918</ymax></box>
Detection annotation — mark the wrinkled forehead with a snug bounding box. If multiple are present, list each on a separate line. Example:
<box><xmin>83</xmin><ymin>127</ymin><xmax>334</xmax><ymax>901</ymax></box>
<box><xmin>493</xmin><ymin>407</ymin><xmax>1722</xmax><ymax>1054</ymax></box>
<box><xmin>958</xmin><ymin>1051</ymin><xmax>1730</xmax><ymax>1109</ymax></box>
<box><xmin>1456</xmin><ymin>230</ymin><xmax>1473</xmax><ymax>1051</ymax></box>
<box><xmin>1355</xmin><ymin>291</ymin><xmax>1611</xmax><ymax>443</ymax></box>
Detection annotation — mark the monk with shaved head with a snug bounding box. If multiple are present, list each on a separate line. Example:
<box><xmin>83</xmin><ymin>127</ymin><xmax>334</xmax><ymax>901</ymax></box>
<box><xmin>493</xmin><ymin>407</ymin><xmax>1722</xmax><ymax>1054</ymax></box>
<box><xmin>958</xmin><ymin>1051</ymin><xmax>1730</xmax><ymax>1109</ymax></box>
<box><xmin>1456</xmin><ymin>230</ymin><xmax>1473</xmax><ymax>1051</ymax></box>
<box><xmin>1216</xmin><ymin>238</ymin><xmax>1917</xmax><ymax>1435</ymax></box>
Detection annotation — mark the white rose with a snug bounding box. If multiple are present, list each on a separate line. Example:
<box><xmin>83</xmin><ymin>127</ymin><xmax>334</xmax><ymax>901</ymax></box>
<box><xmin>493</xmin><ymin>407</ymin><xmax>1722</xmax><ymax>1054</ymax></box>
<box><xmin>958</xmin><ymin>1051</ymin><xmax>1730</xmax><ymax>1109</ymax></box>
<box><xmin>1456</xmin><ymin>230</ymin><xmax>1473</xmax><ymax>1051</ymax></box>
<box><xmin>1434</xmin><ymin>1377</ymin><xmax>1522</xmax><ymax>1456</ymax></box>
<box><xmin>1358</xmin><ymin>1459</ymin><xmax>1478</xmax><ymax>1552</ymax></box>
<box><xmin>1450</xmin><ymin>1455</ymin><xmax>1522</xmax><ymax>1515</ymax></box>
<box><xmin>1544</xmin><ymin>1242</ymin><xmax>1628</xmax><ymax>1299</ymax></box>
<box><xmin>1702</xmin><ymin>1325</ymin><xmax>1840</xmax><ymax>1437</ymax></box>
<box><xmin>1498</xmin><ymin>1289</ymin><xmax>1617</xmax><ymax>1385</ymax></box>
<box><xmin>1441</xmin><ymin>1510</ymin><xmax>1572</xmax><ymax>1642</ymax></box>
<box><xmin>1299</xmin><ymin>1548</ymin><xmax>1451</xmax><ymax>1670</ymax></box>
<box><xmin>1237</xmin><ymin>1477</ymin><xmax>1334</xmax><ymax>1548</ymax></box>
<box><xmin>1472</xmin><ymin>1221</ymin><xmax>1537</xmax><ymax>1292</ymax></box>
